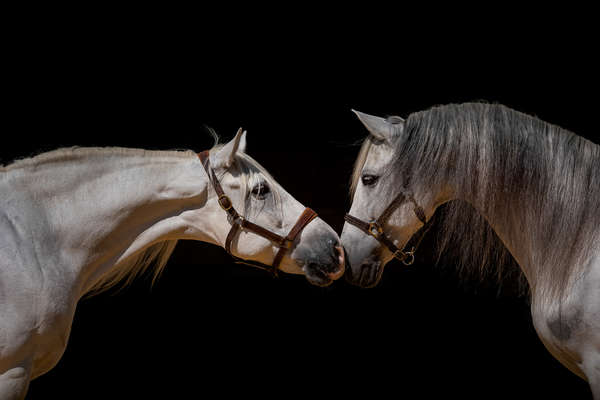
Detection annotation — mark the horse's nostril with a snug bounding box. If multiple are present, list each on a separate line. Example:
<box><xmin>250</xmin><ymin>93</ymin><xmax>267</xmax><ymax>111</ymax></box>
<box><xmin>333</xmin><ymin>244</ymin><xmax>344</xmax><ymax>266</ymax></box>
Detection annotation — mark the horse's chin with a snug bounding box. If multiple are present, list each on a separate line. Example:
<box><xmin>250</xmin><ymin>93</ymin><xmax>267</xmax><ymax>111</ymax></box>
<box><xmin>344</xmin><ymin>258</ymin><xmax>384</xmax><ymax>288</ymax></box>
<box><xmin>359</xmin><ymin>262</ymin><xmax>384</xmax><ymax>288</ymax></box>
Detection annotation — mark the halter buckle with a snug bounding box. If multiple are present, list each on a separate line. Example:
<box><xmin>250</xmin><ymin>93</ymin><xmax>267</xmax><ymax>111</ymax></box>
<box><xmin>279</xmin><ymin>238</ymin><xmax>293</xmax><ymax>249</ymax></box>
<box><xmin>367</xmin><ymin>221</ymin><xmax>384</xmax><ymax>238</ymax></box>
<box><xmin>218</xmin><ymin>194</ymin><xmax>233</xmax><ymax>211</ymax></box>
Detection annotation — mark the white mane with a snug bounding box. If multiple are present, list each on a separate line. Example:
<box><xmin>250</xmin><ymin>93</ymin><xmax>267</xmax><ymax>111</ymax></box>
<box><xmin>1</xmin><ymin>147</ymin><xmax>196</xmax><ymax>172</ymax></box>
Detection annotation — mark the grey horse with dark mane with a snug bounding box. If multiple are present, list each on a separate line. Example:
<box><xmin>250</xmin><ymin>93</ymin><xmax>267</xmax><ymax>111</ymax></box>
<box><xmin>341</xmin><ymin>103</ymin><xmax>600</xmax><ymax>398</ymax></box>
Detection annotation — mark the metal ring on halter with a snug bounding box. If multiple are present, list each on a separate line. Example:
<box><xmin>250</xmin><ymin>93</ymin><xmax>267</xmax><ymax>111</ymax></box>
<box><xmin>400</xmin><ymin>247</ymin><xmax>415</xmax><ymax>266</ymax></box>
<box><xmin>368</xmin><ymin>221</ymin><xmax>384</xmax><ymax>238</ymax></box>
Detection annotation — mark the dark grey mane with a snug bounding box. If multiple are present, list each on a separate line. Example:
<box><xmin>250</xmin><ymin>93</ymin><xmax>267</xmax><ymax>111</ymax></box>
<box><xmin>395</xmin><ymin>103</ymin><xmax>600</xmax><ymax>298</ymax></box>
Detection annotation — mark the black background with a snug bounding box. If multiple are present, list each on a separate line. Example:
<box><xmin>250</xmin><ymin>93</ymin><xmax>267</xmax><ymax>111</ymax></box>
<box><xmin>5</xmin><ymin>8</ymin><xmax>598</xmax><ymax>399</ymax></box>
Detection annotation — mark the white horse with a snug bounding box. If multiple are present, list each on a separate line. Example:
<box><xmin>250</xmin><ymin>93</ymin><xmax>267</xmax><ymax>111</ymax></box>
<box><xmin>0</xmin><ymin>129</ymin><xmax>344</xmax><ymax>399</ymax></box>
<box><xmin>341</xmin><ymin>103</ymin><xmax>600</xmax><ymax>398</ymax></box>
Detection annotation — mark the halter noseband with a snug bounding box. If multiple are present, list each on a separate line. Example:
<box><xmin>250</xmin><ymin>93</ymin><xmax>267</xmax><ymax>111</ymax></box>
<box><xmin>198</xmin><ymin>150</ymin><xmax>318</xmax><ymax>276</ymax></box>
<box><xmin>344</xmin><ymin>189</ymin><xmax>432</xmax><ymax>265</ymax></box>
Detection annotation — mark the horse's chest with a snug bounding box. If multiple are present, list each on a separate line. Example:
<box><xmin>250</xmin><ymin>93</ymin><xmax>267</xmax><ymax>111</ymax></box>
<box><xmin>2</xmin><ymin>298</ymin><xmax>70</xmax><ymax>373</ymax></box>
<box><xmin>29</xmin><ymin>288</ymin><xmax>77</xmax><ymax>377</ymax></box>
<box><xmin>0</xmin><ymin>279</ymin><xmax>75</xmax><ymax>378</ymax></box>
<box><xmin>532</xmin><ymin>294</ymin><xmax>586</xmax><ymax>348</ymax></box>
<box><xmin>530</xmin><ymin>257</ymin><xmax>600</xmax><ymax>377</ymax></box>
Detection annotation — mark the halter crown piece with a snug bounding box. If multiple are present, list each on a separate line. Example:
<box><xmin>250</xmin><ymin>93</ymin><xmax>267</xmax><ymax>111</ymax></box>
<box><xmin>198</xmin><ymin>150</ymin><xmax>318</xmax><ymax>276</ymax></box>
<box><xmin>344</xmin><ymin>189</ymin><xmax>433</xmax><ymax>266</ymax></box>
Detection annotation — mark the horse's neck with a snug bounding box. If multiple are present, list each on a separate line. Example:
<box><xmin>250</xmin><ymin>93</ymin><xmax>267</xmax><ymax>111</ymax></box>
<box><xmin>469</xmin><ymin>198</ymin><xmax>531</xmax><ymax>267</ymax></box>
<box><xmin>456</xmin><ymin>166</ymin><xmax>594</xmax><ymax>296</ymax></box>
<box><xmin>3</xmin><ymin>149</ymin><xmax>212</xmax><ymax>297</ymax></box>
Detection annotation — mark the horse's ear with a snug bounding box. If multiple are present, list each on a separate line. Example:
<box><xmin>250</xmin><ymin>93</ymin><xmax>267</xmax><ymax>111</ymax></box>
<box><xmin>214</xmin><ymin>128</ymin><xmax>247</xmax><ymax>169</ymax></box>
<box><xmin>352</xmin><ymin>110</ymin><xmax>403</xmax><ymax>142</ymax></box>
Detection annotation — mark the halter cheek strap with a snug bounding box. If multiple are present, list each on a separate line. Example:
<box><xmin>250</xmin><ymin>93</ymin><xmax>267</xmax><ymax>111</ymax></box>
<box><xmin>198</xmin><ymin>150</ymin><xmax>318</xmax><ymax>276</ymax></box>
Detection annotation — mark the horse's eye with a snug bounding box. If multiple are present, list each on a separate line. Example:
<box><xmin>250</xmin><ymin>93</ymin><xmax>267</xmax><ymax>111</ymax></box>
<box><xmin>361</xmin><ymin>174</ymin><xmax>379</xmax><ymax>186</ymax></box>
<box><xmin>251</xmin><ymin>182</ymin><xmax>270</xmax><ymax>200</ymax></box>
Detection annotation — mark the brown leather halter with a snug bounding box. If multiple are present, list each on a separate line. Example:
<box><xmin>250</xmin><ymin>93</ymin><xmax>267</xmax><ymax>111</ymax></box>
<box><xmin>198</xmin><ymin>150</ymin><xmax>318</xmax><ymax>276</ymax></box>
<box><xmin>344</xmin><ymin>189</ymin><xmax>431</xmax><ymax>265</ymax></box>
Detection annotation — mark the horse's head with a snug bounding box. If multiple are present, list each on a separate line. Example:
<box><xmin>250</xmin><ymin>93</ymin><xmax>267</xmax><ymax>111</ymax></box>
<box><xmin>200</xmin><ymin>129</ymin><xmax>344</xmax><ymax>286</ymax></box>
<box><xmin>341</xmin><ymin>111</ymin><xmax>445</xmax><ymax>288</ymax></box>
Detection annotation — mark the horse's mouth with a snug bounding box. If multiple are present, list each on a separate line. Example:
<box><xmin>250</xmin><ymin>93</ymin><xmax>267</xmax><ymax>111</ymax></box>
<box><xmin>302</xmin><ymin>263</ymin><xmax>337</xmax><ymax>287</ymax></box>
<box><xmin>299</xmin><ymin>245</ymin><xmax>345</xmax><ymax>287</ymax></box>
